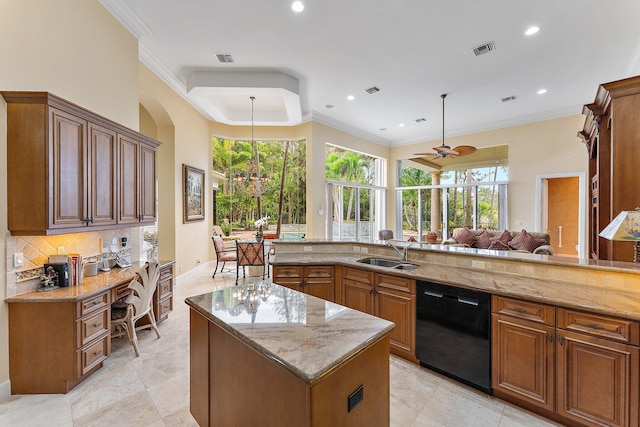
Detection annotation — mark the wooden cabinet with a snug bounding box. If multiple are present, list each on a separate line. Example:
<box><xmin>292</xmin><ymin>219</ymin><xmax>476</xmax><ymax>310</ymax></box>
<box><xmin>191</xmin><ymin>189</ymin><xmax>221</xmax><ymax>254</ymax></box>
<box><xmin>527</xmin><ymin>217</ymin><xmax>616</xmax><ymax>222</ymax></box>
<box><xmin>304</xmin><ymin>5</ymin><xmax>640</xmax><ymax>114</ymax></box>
<box><xmin>118</xmin><ymin>135</ymin><xmax>157</xmax><ymax>224</ymax></box>
<box><xmin>2</xmin><ymin>91</ymin><xmax>159</xmax><ymax>235</ymax></box>
<box><xmin>492</xmin><ymin>295</ymin><xmax>640</xmax><ymax>427</ymax></box>
<box><xmin>579</xmin><ymin>76</ymin><xmax>640</xmax><ymax>261</ymax></box>
<box><xmin>340</xmin><ymin>266</ymin><xmax>416</xmax><ymax>361</ymax></box>
<box><xmin>8</xmin><ymin>290</ymin><xmax>111</xmax><ymax>394</ymax></box>
<box><xmin>272</xmin><ymin>265</ymin><xmax>335</xmax><ymax>301</ymax></box>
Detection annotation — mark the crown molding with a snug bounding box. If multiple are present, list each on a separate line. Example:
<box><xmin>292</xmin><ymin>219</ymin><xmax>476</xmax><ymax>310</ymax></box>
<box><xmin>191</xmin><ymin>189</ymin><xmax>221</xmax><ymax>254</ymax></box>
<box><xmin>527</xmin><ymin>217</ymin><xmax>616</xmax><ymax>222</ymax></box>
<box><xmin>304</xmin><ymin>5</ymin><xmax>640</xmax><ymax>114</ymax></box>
<box><xmin>99</xmin><ymin>0</ymin><xmax>152</xmax><ymax>39</ymax></box>
<box><xmin>308</xmin><ymin>111</ymin><xmax>391</xmax><ymax>146</ymax></box>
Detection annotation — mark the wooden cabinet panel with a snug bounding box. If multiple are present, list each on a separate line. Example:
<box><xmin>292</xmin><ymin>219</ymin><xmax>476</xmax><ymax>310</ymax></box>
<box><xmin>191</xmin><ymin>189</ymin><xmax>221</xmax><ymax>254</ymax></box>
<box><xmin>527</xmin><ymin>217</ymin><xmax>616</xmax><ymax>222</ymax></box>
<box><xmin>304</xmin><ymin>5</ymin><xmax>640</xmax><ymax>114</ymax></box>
<box><xmin>493</xmin><ymin>295</ymin><xmax>554</xmax><ymax>325</ymax></box>
<box><xmin>492</xmin><ymin>315</ymin><xmax>555</xmax><ymax>411</ymax></box>
<box><xmin>77</xmin><ymin>291</ymin><xmax>110</xmax><ymax>317</ymax></box>
<box><xmin>342</xmin><ymin>279</ymin><xmax>375</xmax><ymax>315</ymax></box>
<box><xmin>77</xmin><ymin>308</ymin><xmax>110</xmax><ymax>348</ymax></box>
<box><xmin>558</xmin><ymin>308</ymin><xmax>639</xmax><ymax>345</ymax></box>
<box><xmin>88</xmin><ymin>122</ymin><xmax>117</xmax><ymax>226</ymax></box>
<box><xmin>118</xmin><ymin>135</ymin><xmax>140</xmax><ymax>224</ymax></box>
<box><xmin>556</xmin><ymin>330</ymin><xmax>639</xmax><ymax>427</ymax></box>
<box><xmin>51</xmin><ymin>107</ymin><xmax>88</xmax><ymax>229</ymax></box>
<box><xmin>140</xmin><ymin>142</ymin><xmax>157</xmax><ymax>223</ymax></box>
<box><xmin>77</xmin><ymin>333</ymin><xmax>110</xmax><ymax>377</ymax></box>
<box><xmin>272</xmin><ymin>265</ymin><xmax>334</xmax><ymax>301</ymax></box>
<box><xmin>376</xmin><ymin>286</ymin><xmax>415</xmax><ymax>358</ymax></box>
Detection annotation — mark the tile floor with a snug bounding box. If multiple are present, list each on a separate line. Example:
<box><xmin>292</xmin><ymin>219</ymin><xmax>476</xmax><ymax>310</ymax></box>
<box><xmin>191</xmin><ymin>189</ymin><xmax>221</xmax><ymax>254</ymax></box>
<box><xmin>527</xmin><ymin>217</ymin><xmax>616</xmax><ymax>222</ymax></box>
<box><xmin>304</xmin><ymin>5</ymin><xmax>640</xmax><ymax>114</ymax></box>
<box><xmin>0</xmin><ymin>266</ymin><xmax>562</xmax><ymax>426</ymax></box>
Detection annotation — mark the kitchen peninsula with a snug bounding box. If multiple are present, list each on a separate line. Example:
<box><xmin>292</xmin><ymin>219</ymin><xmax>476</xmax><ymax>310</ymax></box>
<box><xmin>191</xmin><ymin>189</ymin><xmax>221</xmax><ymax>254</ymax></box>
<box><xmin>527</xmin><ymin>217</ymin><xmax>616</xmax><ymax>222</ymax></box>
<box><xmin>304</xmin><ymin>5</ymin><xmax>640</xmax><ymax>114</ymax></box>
<box><xmin>270</xmin><ymin>240</ymin><xmax>640</xmax><ymax>427</ymax></box>
<box><xmin>186</xmin><ymin>280</ymin><xmax>394</xmax><ymax>427</ymax></box>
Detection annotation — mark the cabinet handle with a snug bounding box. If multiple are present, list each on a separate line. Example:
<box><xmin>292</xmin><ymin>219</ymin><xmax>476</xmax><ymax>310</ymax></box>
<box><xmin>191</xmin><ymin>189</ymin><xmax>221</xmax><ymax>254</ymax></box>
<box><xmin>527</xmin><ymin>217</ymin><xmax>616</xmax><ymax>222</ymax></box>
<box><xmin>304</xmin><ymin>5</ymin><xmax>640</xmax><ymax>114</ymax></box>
<box><xmin>138</xmin><ymin>215</ymin><xmax>143</xmax><ymax>222</ymax></box>
<box><xmin>93</xmin><ymin>322</ymin><xmax>102</xmax><ymax>328</ymax></box>
<box><xmin>557</xmin><ymin>335</ymin><xmax>564</xmax><ymax>345</ymax></box>
<box><xmin>515</xmin><ymin>307</ymin><xmax>527</xmax><ymax>313</ymax></box>
<box><xmin>89</xmin><ymin>217</ymin><xmax>94</xmax><ymax>224</ymax></box>
<box><xmin>92</xmin><ymin>300</ymin><xmax>100</xmax><ymax>305</ymax></box>
<box><xmin>93</xmin><ymin>350</ymin><xmax>102</xmax><ymax>357</ymax></box>
<box><xmin>587</xmin><ymin>323</ymin><xmax>604</xmax><ymax>330</ymax></box>
<box><xmin>546</xmin><ymin>332</ymin><xmax>553</xmax><ymax>342</ymax></box>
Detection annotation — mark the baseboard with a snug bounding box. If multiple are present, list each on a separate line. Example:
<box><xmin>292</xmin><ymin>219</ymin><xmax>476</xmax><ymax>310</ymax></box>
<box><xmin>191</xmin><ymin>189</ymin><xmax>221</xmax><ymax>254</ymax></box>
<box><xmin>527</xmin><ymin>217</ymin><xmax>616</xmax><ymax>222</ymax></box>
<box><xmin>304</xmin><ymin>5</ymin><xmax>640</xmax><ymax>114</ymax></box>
<box><xmin>0</xmin><ymin>379</ymin><xmax>11</xmax><ymax>401</ymax></box>
<box><xmin>175</xmin><ymin>261</ymin><xmax>215</xmax><ymax>286</ymax></box>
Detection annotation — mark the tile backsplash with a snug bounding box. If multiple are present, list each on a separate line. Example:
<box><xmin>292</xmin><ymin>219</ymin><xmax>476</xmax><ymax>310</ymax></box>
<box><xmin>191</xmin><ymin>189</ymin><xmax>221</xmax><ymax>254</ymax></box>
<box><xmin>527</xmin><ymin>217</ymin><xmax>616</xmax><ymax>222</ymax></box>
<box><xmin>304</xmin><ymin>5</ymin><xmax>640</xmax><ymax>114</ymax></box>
<box><xmin>5</xmin><ymin>228</ymin><xmax>145</xmax><ymax>297</ymax></box>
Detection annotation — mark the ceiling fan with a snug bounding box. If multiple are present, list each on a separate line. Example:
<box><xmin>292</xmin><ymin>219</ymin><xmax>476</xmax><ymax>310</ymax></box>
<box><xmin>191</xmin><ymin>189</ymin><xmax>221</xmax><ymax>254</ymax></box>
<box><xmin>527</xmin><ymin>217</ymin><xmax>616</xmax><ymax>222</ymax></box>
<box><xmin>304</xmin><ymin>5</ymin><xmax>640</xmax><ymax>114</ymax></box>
<box><xmin>414</xmin><ymin>94</ymin><xmax>477</xmax><ymax>159</ymax></box>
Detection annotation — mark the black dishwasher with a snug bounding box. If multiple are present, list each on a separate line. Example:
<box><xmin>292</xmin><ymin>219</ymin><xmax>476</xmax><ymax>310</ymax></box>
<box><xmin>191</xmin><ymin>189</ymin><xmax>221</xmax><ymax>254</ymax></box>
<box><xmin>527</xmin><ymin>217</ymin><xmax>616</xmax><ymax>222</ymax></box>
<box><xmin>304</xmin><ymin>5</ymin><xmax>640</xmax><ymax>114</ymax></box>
<box><xmin>416</xmin><ymin>280</ymin><xmax>492</xmax><ymax>394</ymax></box>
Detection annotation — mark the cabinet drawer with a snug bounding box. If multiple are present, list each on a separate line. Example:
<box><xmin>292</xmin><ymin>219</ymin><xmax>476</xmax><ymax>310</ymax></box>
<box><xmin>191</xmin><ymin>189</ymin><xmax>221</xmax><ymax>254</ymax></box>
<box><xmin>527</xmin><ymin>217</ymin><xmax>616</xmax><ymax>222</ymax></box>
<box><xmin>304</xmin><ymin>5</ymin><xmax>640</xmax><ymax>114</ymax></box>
<box><xmin>111</xmin><ymin>282</ymin><xmax>130</xmax><ymax>302</ymax></box>
<box><xmin>77</xmin><ymin>291</ymin><xmax>110</xmax><ymax>318</ymax></box>
<box><xmin>77</xmin><ymin>308</ymin><xmax>110</xmax><ymax>348</ymax></box>
<box><xmin>273</xmin><ymin>266</ymin><xmax>302</xmax><ymax>279</ymax></box>
<box><xmin>159</xmin><ymin>265</ymin><xmax>173</xmax><ymax>282</ymax></box>
<box><xmin>557</xmin><ymin>308</ymin><xmax>640</xmax><ymax>345</ymax></box>
<box><xmin>158</xmin><ymin>279</ymin><xmax>172</xmax><ymax>300</ymax></box>
<box><xmin>303</xmin><ymin>265</ymin><xmax>334</xmax><ymax>278</ymax></box>
<box><xmin>492</xmin><ymin>295</ymin><xmax>554</xmax><ymax>325</ymax></box>
<box><xmin>157</xmin><ymin>296</ymin><xmax>173</xmax><ymax>321</ymax></box>
<box><xmin>77</xmin><ymin>333</ymin><xmax>110</xmax><ymax>377</ymax></box>
<box><xmin>342</xmin><ymin>267</ymin><xmax>373</xmax><ymax>284</ymax></box>
<box><xmin>375</xmin><ymin>273</ymin><xmax>415</xmax><ymax>293</ymax></box>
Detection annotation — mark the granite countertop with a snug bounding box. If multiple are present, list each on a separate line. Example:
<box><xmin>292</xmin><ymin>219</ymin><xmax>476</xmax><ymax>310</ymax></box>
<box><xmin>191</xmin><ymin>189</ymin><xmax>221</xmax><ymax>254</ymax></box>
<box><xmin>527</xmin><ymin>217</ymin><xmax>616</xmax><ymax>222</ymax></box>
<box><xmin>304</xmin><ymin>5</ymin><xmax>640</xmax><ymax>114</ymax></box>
<box><xmin>185</xmin><ymin>279</ymin><xmax>395</xmax><ymax>385</ymax></box>
<box><xmin>5</xmin><ymin>260</ymin><xmax>175</xmax><ymax>303</ymax></box>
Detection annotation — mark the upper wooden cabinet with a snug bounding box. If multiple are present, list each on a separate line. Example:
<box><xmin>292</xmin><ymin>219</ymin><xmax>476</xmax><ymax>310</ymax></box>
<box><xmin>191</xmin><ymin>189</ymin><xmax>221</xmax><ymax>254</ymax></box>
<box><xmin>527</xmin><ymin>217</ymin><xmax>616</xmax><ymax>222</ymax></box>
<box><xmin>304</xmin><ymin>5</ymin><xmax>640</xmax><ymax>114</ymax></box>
<box><xmin>579</xmin><ymin>75</ymin><xmax>640</xmax><ymax>261</ymax></box>
<box><xmin>2</xmin><ymin>91</ymin><xmax>160</xmax><ymax>235</ymax></box>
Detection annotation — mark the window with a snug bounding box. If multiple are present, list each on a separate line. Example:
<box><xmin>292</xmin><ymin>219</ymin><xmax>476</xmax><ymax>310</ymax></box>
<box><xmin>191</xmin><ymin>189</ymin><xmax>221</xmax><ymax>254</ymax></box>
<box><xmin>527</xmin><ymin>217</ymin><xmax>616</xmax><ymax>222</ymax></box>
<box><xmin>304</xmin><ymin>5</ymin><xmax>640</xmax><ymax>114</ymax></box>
<box><xmin>325</xmin><ymin>145</ymin><xmax>386</xmax><ymax>241</ymax></box>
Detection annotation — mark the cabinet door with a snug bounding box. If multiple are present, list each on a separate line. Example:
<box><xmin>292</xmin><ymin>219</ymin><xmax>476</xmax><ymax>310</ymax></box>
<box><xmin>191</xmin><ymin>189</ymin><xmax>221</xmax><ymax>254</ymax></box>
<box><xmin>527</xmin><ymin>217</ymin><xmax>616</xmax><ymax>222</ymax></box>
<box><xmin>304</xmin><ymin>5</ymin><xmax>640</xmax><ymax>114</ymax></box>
<box><xmin>342</xmin><ymin>279</ymin><xmax>374</xmax><ymax>315</ymax></box>
<box><xmin>304</xmin><ymin>266</ymin><xmax>335</xmax><ymax>302</ymax></box>
<box><xmin>118</xmin><ymin>135</ymin><xmax>140</xmax><ymax>224</ymax></box>
<box><xmin>492</xmin><ymin>315</ymin><xmax>555</xmax><ymax>412</ymax></box>
<box><xmin>139</xmin><ymin>142</ymin><xmax>157</xmax><ymax>223</ymax></box>
<box><xmin>273</xmin><ymin>266</ymin><xmax>303</xmax><ymax>292</ymax></box>
<box><xmin>556</xmin><ymin>330</ymin><xmax>639</xmax><ymax>427</ymax></box>
<box><xmin>88</xmin><ymin>123</ymin><xmax>117</xmax><ymax>226</ymax></box>
<box><xmin>50</xmin><ymin>108</ymin><xmax>88</xmax><ymax>228</ymax></box>
<box><xmin>376</xmin><ymin>286</ymin><xmax>415</xmax><ymax>357</ymax></box>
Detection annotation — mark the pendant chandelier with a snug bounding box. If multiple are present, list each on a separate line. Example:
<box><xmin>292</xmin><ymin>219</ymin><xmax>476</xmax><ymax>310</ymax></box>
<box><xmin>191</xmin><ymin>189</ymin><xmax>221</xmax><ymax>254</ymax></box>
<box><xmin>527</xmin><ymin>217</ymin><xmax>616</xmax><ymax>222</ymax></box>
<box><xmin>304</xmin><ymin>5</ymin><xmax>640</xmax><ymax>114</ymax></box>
<box><xmin>234</xmin><ymin>96</ymin><xmax>270</xmax><ymax>194</ymax></box>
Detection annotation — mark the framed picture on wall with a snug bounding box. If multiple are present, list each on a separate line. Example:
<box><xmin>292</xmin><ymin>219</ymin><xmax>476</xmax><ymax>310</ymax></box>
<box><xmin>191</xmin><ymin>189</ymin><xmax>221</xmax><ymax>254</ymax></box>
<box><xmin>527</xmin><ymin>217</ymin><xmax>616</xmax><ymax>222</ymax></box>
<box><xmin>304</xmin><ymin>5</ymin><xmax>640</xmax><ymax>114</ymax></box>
<box><xmin>183</xmin><ymin>164</ymin><xmax>205</xmax><ymax>223</ymax></box>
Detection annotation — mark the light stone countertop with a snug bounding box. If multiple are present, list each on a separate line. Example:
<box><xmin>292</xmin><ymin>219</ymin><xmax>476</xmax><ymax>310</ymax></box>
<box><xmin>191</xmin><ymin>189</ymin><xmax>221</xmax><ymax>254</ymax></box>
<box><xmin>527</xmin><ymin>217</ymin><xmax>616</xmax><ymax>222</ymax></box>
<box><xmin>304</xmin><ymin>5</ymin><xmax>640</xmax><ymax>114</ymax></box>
<box><xmin>270</xmin><ymin>241</ymin><xmax>640</xmax><ymax>322</ymax></box>
<box><xmin>185</xmin><ymin>279</ymin><xmax>394</xmax><ymax>385</ymax></box>
<box><xmin>5</xmin><ymin>260</ymin><xmax>175</xmax><ymax>303</ymax></box>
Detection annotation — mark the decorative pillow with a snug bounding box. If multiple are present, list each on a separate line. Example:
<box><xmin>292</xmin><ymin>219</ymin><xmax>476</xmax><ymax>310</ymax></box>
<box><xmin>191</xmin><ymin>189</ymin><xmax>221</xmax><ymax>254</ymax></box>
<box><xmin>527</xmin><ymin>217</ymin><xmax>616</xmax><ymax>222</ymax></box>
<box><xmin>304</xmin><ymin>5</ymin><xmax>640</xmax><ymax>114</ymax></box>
<box><xmin>509</xmin><ymin>229</ymin><xmax>547</xmax><ymax>252</ymax></box>
<box><xmin>453</xmin><ymin>228</ymin><xmax>476</xmax><ymax>246</ymax></box>
<box><xmin>488</xmin><ymin>240</ymin><xmax>511</xmax><ymax>251</ymax></box>
<box><xmin>475</xmin><ymin>230</ymin><xmax>492</xmax><ymax>249</ymax></box>
<box><xmin>491</xmin><ymin>229</ymin><xmax>513</xmax><ymax>244</ymax></box>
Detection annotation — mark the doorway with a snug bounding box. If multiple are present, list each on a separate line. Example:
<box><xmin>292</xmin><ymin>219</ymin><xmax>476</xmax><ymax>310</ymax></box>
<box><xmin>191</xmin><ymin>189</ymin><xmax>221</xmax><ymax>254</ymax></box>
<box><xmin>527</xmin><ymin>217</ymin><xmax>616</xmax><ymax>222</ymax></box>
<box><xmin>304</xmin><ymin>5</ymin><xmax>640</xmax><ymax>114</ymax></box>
<box><xmin>536</xmin><ymin>173</ymin><xmax>585</xmax><ymax>258</ymax></box>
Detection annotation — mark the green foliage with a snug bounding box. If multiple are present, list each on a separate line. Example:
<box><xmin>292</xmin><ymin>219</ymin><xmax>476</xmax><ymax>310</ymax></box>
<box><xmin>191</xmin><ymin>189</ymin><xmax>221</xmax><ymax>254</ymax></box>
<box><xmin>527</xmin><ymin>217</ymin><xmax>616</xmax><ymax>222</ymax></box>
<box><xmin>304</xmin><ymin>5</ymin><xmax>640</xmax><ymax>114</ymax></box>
<box><xmin>213</xmin><ymin>137</ymin><xmax>307</xmax><ymax>227</ymax></box>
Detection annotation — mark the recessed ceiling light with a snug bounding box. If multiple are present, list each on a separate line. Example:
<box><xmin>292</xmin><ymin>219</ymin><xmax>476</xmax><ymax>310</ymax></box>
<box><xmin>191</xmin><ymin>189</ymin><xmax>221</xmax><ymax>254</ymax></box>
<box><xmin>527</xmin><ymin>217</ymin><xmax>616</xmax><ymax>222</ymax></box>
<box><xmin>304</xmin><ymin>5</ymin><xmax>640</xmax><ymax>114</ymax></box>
<box><xmin>291</xmin><ymin>1</ymin><xmax>304</xmax><ymax>12</ymax></box>
<box><xmin>525</xmin><ymin>26</ymin><xmax>540</xmax><ymax>36</ymax></box>
<box><xmin>325</xmin><ymin>104</ymin><xmax>334</xmax><ymax>109</ymax></box>
<box><xmin>537</xmin><ymin>89</ymin><xmax>547</xmax><ymax>95</ymax></box>
<box><xmin>346</xmin><ymin>95</ymin><xmax>355</xmax><ymax>101</ymax></box>
<box><xmin>399</xmin><ymin>123</ymin><xmax>405</xmax><ymax>127</ymax></box>
<box><xmin>379</xmin><ymin>128</ymin><xmax>387</xmax><ymax>131</ymax></box>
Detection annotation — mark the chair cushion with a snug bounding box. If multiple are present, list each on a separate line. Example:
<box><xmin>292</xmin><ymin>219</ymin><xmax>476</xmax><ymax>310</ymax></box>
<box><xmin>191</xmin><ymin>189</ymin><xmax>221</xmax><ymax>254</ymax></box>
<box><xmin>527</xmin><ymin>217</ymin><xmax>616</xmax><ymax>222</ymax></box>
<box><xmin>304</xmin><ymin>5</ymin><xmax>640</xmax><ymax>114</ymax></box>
<box><xmin>509</xmin><ymin>229</ymin><xmax>547</xmax><ymax>252</ymax></box>
<box><xmin>453</xmin><ymin>228</ymin><xmax>476</xmax><ymax>246</ymax></box>
<box><xmin>111</xmin><ymin>306</ymin><xmax>128</xmax><ymax>320</ymax></box>
<box><xmin>219</xmin><ymin>253</ymin><xmax>236</xmax><ymax>261</ymax></box>
<box><xmin>475</xmin><ymin>230</ymin><xmax>492</xmax><ymax>249</ymax></box>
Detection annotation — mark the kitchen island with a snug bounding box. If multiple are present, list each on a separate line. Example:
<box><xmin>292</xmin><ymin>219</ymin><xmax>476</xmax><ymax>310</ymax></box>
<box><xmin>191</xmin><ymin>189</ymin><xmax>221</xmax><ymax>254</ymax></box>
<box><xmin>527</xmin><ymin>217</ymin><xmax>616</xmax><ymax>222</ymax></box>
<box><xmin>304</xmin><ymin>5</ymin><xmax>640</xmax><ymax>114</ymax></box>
<box><xmin>186</xmin><ymin>279</ymin><xmax>394</xmax><ymax>427</ymax></box>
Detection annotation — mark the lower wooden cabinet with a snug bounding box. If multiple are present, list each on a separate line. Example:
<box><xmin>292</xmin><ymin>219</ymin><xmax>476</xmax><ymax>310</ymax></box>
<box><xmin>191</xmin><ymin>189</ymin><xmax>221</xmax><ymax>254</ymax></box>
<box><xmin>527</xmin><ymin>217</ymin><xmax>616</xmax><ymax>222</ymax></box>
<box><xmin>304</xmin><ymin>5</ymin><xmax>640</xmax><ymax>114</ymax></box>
<box><xmin>341</xmin><ymin>267</ymin><xmax>416</xmax><ymax>362</ymax></box>
<box><xmin>272</xmin><ymin>265</ymin><xmax>335</xmax><ymax>301</ymax></box>
<box><xmin>492</xmin><ymin>295</ymin><xmax>640</xmax><ymax>427</ymax></box>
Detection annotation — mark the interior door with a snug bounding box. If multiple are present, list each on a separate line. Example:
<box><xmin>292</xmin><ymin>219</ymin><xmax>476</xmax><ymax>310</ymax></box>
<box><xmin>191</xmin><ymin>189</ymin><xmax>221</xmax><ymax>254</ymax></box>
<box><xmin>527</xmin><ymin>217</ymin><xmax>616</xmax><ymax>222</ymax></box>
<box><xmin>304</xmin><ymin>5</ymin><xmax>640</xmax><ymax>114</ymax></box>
<box><xmin>545</xmin><ymin>177</ymin><xmax>579</xmax><ymax>257</ymax></box>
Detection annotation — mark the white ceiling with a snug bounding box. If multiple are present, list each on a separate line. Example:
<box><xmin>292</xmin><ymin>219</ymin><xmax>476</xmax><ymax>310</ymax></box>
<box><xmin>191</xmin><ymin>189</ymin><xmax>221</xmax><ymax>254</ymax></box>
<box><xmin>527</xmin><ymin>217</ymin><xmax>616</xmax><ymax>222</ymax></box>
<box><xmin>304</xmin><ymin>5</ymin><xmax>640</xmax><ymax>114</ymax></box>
<box><xmin>101</xmin><ymin>0</ymin><xmax>640</xmax><ymax>147</ymax></box>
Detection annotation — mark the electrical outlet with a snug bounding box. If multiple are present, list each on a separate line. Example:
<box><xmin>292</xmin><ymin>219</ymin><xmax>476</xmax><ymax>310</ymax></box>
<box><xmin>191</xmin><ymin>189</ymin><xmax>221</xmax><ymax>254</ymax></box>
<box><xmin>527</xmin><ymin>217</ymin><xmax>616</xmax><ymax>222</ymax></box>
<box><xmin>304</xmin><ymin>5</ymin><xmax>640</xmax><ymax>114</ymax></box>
<box><xmin>57</xmin><ymin>246</ymin><xmax>65</xmax><ymax>254</ymax></box>
<box><xmin>13</xmin><ymin>252</ymin><xmax>24</xmax><ymax>268</ymax></box>
<box><xmin>196</xmin><ymin>259</ymin><xmax>201</xmax><ymax>264</ymax></box>
<box><xmin>303</xmin><ymin>246</ymin><xmax>312</xmax><ymax>252</ymax></box>
<box><xmin>360</xmin><ymin>247</ymin><xmax>368</xmax><ymax>254</ymax></box>
<box><xmin>471</xmin><ymin>260</ymin><xmax>486</xmax><ymax>269</ymax></box>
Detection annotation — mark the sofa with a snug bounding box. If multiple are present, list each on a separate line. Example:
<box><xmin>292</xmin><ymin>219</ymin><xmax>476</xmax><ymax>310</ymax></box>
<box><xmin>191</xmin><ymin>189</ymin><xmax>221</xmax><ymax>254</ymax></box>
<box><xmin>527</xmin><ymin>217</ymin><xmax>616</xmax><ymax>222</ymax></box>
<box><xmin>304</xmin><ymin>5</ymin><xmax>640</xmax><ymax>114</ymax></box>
<box><xmin>442</xmin><ymin>228</ymin><xmax>554</xmax><ymax>255</ymax></box>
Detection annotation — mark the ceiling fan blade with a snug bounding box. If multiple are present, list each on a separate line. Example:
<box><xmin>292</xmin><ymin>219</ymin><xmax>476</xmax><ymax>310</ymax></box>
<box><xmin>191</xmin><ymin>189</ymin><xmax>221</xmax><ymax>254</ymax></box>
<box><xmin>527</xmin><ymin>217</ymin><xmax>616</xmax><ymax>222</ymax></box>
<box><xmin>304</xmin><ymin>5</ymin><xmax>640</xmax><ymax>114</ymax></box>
<box><xmin>433</xmin><ymin>145</ymin><xmax>458</xmax><ymax>156</ymax></box>
<box><xmin>451</xmin><ymin>145</ymin><xmax>477</xmax><ymax>157</ymax></box>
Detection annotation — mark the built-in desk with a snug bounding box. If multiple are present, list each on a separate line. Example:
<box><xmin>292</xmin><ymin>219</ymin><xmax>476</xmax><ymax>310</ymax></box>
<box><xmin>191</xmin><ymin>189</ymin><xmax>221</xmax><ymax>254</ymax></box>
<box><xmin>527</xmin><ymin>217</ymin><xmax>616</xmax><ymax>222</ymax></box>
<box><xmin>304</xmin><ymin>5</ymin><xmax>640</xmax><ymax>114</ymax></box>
<box><xmin>186</xmin><ymin>279</ymin><xmax>394</xmax><ymax>427</ymax></box>
<box><xmin>5</xmin><ymin>260</ymin><xmax>174</xmax><ymax>394</ymax></box>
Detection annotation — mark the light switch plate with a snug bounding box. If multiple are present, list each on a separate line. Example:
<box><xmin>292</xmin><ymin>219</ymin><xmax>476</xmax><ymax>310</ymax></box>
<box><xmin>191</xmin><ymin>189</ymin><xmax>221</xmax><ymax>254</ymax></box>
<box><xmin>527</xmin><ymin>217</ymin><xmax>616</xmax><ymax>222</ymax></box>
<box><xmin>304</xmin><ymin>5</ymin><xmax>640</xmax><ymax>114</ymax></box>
<box><xmin>13</xmin><ymin>252</ymin><xmax>24</xmax><ymax>268</ymax></box>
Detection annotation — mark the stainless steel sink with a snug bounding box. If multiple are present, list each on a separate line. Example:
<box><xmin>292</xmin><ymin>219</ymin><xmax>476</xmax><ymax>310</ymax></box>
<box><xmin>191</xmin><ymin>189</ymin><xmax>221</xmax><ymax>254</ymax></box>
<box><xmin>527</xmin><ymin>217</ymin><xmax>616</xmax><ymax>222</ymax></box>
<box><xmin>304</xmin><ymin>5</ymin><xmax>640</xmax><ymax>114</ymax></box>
<box><xmin>356</xmin><ymin>257</ymin><xmax>419</xmax><ymax>270</ymax></box>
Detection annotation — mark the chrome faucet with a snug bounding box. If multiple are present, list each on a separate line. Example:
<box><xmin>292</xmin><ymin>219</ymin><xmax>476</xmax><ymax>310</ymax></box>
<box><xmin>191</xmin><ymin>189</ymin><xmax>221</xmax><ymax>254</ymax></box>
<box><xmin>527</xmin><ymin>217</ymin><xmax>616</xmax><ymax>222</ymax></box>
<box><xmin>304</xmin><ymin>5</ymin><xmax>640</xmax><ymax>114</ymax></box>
<box><xmin>386</xmin><ymin>240</ymin><xmax>414</xmax><ymax>262</ymax></box>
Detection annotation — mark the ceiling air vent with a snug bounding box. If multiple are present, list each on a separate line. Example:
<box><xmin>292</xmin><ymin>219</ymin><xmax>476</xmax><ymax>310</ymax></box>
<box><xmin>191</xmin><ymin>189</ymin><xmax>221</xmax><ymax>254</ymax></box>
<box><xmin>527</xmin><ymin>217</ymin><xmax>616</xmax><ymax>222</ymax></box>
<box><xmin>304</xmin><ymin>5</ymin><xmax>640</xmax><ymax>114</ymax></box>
<box><xmin>365</xmin><ymin>86</ymin><xmax>381</xmax><ymax>94</ymax></box>
<box><xmin>501</xmin><ymin>95</ymin><xmax>517</xmax><ymax>103</ymax></box>
<box><xmin>415</xmin><ymin>118</ymin><xmax>426</xmax><ymax>123</ymax></box>
<box><xmin>216</xmin><ymin>53</ymin><xmax>234</xmax><ymax>63</ymax></box>
<box><xmin>472</xmin><ymin>41</ymin><xmax>496</xmax><ymax>56</ymax></box>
